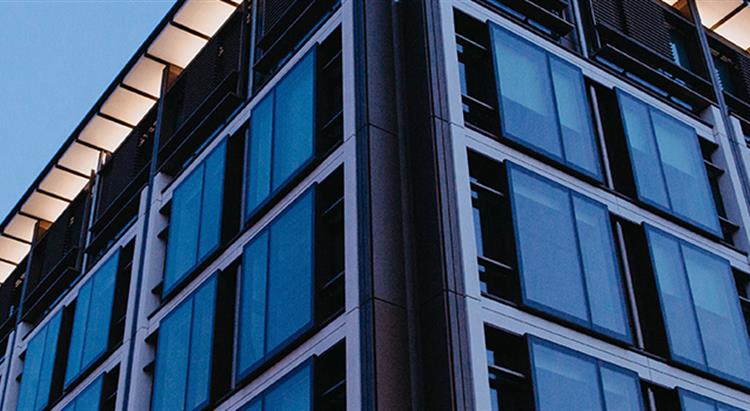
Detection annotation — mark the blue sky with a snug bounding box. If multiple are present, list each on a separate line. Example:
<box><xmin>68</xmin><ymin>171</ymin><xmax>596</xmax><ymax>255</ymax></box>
<box><xmin>0</xmin><ymin>1</ymin><xmax>175</xmax><ymax>220</ymax></box>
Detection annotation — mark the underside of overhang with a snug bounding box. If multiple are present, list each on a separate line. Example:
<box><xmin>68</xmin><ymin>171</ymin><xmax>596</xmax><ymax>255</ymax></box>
<box><xmin>0</xmin><ymin>0</ymin><xmax>240</xmax><ymax>281</ymax></box>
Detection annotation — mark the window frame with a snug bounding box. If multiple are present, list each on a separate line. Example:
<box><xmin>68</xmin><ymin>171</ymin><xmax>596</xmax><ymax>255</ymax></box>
<box><xmin>644</xmin><ymin>224</ymin><xmax>750</xmax><ymax>387</ymax></box>
<box><xmin>238</xmin><ymin>359</ymin><xmax>315</xmax><ymax>411</ymax></box>
<box><xmin>489</xmin><ymin>23</ymin><xmax>603</xmax><ymax>181</ymax></box>
<box><xmin>63</xmin><ymin>250</ymin><xmax>120</xmax><ymax>388</ymax></box>
<box><xmin>16</xmin><ymin>311</ymin><xmax>63</xmax><ymax>411</ymax></box>
<box><xmin>616</xmin><ymin>89</ymin><xmax>721</xmax><ymax>236</ymax></box>
<box><xmin>162</xmin><ymin>141</ymin><xmax>228</xmax><ymax>297</ymax></box>
<box><xmin>677</xmin><ymin>388</ymin><xmax>742</xmax><ymax>411</ymax></box>
<box><xmin>61</xmin><ymin>375</ymin><xmax>104</xmax><ymax>411</ymax></box>
<box><xmin>150</xmin><ymin>274</ymin><xmax>218</xmax><ymax>411</ymax></box>
<box><xmin>527</xmin><ymin>335</ymin><xmax>645</xmax><ymax>411</ymax></box>
<box><xmin>236</xmin><ymin>187</ymin><xmax>318</xmax><ymax>382</ymax></box>
<box><xmin>244</xmin><ymin>47</ymin><xmax>319</xmax><ymax>221</ymax></box>
<box><xmin>506</xmin><ymin>162</ymin><xmax>632</xmax><ymax>343</ymax></box>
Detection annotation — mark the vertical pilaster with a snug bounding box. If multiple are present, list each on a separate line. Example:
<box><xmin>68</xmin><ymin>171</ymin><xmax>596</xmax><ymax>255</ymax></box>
<box><xmin>398</xmin><ymin>1</ymin><xmax>475</xmax><ymax>409</ymax></box>
<box><xmin>352</xmin><ymin>0</ymin><xmax>412</xmax><ymax>410</ymax></box>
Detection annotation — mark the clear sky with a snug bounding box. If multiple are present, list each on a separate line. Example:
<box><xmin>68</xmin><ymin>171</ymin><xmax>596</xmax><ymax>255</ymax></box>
<box><xmin>0</xmin><ymin>1</ymin><xmax>175</xmax><ymax>220</ymax></box>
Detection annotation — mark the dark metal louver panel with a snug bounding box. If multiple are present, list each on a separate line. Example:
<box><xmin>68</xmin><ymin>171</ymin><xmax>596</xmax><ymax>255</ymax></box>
<box><xmin>262</xmin><ymin>0</ymin><xmax>297</xmax><ymax>35</ymax></box>
<box><xmin>591</xmin><ymin>0</ymin><xmax>672</xmax><ymax>59</ymax></box>
<box><xmin>27</xmin><ymin>189</ymin><xmax>89</xmax><ymax>294</ymax></box>
<box><xmin>622</xmin><ymin>0</ymin><xmax>672</xmax><ymax>58</ymax></box>
<box><xmin>95</xmin><ymin>108</ymin><xmax>156</xmax><ymax>221</ymax></box>
<box><xmin>592</xmin><ymin>0</ymin><xmax>623</xmax><ymax>30</ymax></box>
<box><xmin>0</xmin><ymin>261</ymin><xmax>23</xmax><ymax>330</ymax></box>
<box><xmin>738</xmin><ymin>51</ymin><xmax>750</xmax><ymax>101</ymax></box>
<box><xmin>160</xmin><ymin>10</ymin><xmax>243</xmax><ymax>148</ymax></box>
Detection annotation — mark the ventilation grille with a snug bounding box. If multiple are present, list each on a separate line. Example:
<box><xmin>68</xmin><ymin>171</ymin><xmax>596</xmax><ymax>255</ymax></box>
<box><xmin>262</xmin><ymin>0</ymin><xmax>298</xmax><ymax>35</ymax></box>
<box><xmin>738</xmin><ymin>51</ymin><xmax>750</xmax><ymax>101</ymax></box>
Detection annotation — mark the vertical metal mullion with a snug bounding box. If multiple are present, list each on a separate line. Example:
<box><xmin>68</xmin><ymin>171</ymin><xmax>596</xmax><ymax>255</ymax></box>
<box><xmin>0</xmin><ymin>221</ymin><xmax>40</xmax><ymax>409</ymax></box>
<box><xmin>614</xmin><ymin>221</ymin><xmax>645</xmax><ymax>349</ymax></box>
<box><xmin>589</xmin><ymin>85</ymin><xmax>616</xmax><ymax>189</ymax></box>
<box><xmin>120</xmin><ymin>63</ymin><xmax>171</xmax><ymax>411</ymax></box>
<box><xmin>686</xmin><ymin>0</ymin><xmax>750</xmax><ymax>244</ymax></box>
<box><xmin>569</xmin><ymin>0</ymin><xmax>590</xmax><ymax>57</ymax></box>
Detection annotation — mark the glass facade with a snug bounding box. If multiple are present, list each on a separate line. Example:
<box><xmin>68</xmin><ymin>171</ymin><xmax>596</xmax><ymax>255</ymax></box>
<box><xmin>3</xmin><ymin>0</ymin><xmax>750</xmax><ymax>410</ymax></box>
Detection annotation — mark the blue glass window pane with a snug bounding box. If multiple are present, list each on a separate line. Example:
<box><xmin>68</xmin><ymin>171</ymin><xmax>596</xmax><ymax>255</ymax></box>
<box><xmin>238</xmin><ymin>232</ymin><xmax>269</xmax><ymax>374</ymax></box>
<box><xmin>64</xmin><ymin>280</ymin><xmax>92</xmax><ymax>386</ymax></box>
<box><xmin>238</xmin><ymin>400</ymin><xmax>263</xmax><ymax>411</ymax></box>
<box><xmin>682</xmin><ymin>245</ymin><xmax>750</xmax><ymax>384</ymax></box>
<box><xmin>266</xmin><ymin>191</ymin><xmax>315</xmax><ymax>350</ymax></box>
<box><xmin>152</xmin><ymin>301</ymin><xmax>191</xmax><ymax>411</ymax></box>
<box><xmin>186</xmin><ymin>278</ymin><xmax>217</xmax><ymax>410</ymax></box>
<box><xmin>152</xmin><ymin>277</ymin><xmax>217</xmax><ymax>411</ymax></box>
<box><xmin>272</xmin><ymin>51</ymin><xmax>315</xmax><ymax>191</ymax></box>
<box><xmin>63</xmin><ymin>377</ymin><xmax>103</xmax><ymax>411</ymax></box>
<box><xmin>651</xmin><ymin>111</ymin><xmax>719</xmax><ymax>233</ymax></box>
<box><xmin>647</xmin><ymin>228</ymin><xmax>706</xmax><ymax>369</ymax></box>
<box><xmin>472</xmin><ymin>205</ymin><xmax>485</xmax><ymax>257</ymax></box>
<box><xmin>600</xmin><ymin>365</ymin><xmax>643</xmax><ymax>411</ymax></box>
<box><xmin>164</xmin><ymin>143</ymin><xmax>227</xmax><ymax>295</ymax></box>
<box><xmin>198</xmin><ymin>142</ymin><xmax>226</xmax><ymax>259</ymax></box>
<box><xmin>573</xmin><ymin>196</ymin><xmax>630</xmax><ymax>340</ymax></box>
<box><xmin>679</xmin><ymin>390</ymin><xmax>744</xmax><ymax>411</ymax></box>
<box><xmin>65</xmin><ymin>252</ymin><xmax>119</xmax><ymax>386</ymax></box>
<box><xmin>491</xmin><ymin>26</ymin><xmax>560</xmax><ymax>158</ymax></box>
<box><xmin>17</xmin><ymin>312</ymin><xmax>61</xmax><ymax>411</ymax></box>
<box><xmin>264</xmin><ymin>363</ymin><xmax>312</xmax><ymax>411</ymax></box>
<box><xmin>82</xmin><ymin>259</ymin><xmax>117</xmax><ymax>365</ymax></box>
<box><xmin>246</xmin><ymin>92</ymin><xmax>275</xmax><ymax>215</ymax></box>
<box><xmin>164</xmin><ymin>167</ymin><xmax>203</xmax><ymax>292</ymax></box>
<box><xmin>17</xmin><ymin>329</ymin><xmax>45</xmax><ymax>411</ymax></box>
<box><xmin>35</xmin><ymin>313</ymin><xmax>61</xmax><ymax>411</ymax></box>
<box><xmin>35</xmin><ymin>314</ymin><xmax>62</xmax><ymax>409</ymax></box>
<box><xmin>680</xmin><ymin>391</ymin><xmax>717</xmax><ymax>411</ymax></box>
<box><xmin>76</xmin><ymin>377</ymin><xmax>103</xmax><ymax>409</ymax></box>
<box><xmin>531</xmin><ymin>340</ymin><xmax>602</xmax><ymax>411</ymax></box>
<box><xmin>509</xmin><ymin>166</ymin><xmax>588</xmax><ymax>322</ymax></box>
<box><xmin>618</xmin><ymin>92</ymin><xmax>670</xmax><ymax>209</ymax></box>
<box><xmin>550</xmin><ymin>57</ymin><xmax>600</xmax><ymax>177</ymax></box>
